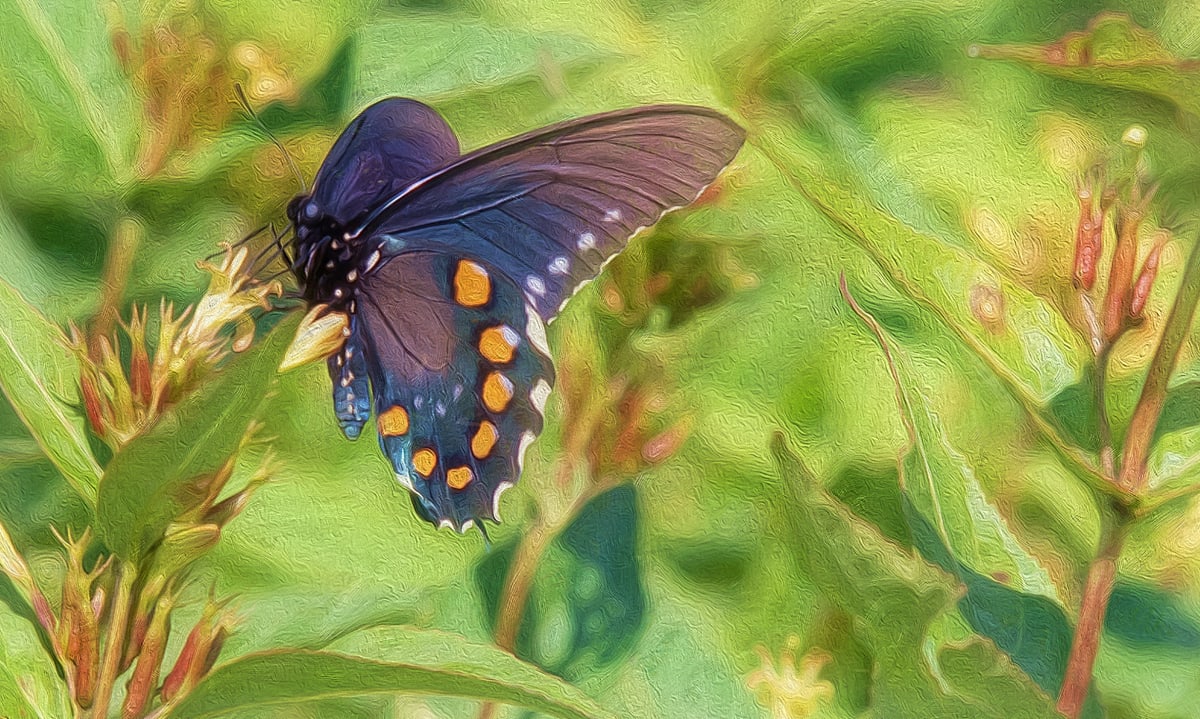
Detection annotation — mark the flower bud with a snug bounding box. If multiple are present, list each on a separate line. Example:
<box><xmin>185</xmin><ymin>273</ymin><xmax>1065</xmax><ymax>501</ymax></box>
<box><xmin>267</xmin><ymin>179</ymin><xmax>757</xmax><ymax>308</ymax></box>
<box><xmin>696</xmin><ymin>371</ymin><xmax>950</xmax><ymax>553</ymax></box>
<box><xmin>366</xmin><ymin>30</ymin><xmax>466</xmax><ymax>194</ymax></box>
<box><xmin>1072</xmin><ymin>184</ymin><xmax>1100</xmax><ymax>290</ymax></box>
<box><xmin>56</xmin><ymin>529</ymin><xmax>102</xmax><ymax>708</ymax></box>
<box><xmin>127</xmin><ymin>306</ymin><xmax>153</xmax><ymax>405</ymax></box>
<box><xmin>79</xmin><ymin>371</ymin><xmax>109</xmax><ymax>438</ymax></box>
<box><xmin>280</xmin><ymin>304</ymin><xmax>349</xmax><ymax>371</ymax></box>
<box><xmin>1103</xmin><ymin>205</ymin><xmax>1144</xmax><ymax>340</ymax></box>
<box><xmin>161</xmin><ymin>597</ymin><xmax>227</xmax><ymax>702</ymax></box>
<box><xmin>149</xmin><ymin>523</ymin><xmax>221</xmax><ymax>583</ymax></box>
<box><xmin>122</xmin><ymin>590</ymin><xmax>176</xmax><ymax>719</ymax></box>
<box><xmin>1130</xmin><ymin>235</ymin><xmax>1167</xmax><ymax>319</ymax></box>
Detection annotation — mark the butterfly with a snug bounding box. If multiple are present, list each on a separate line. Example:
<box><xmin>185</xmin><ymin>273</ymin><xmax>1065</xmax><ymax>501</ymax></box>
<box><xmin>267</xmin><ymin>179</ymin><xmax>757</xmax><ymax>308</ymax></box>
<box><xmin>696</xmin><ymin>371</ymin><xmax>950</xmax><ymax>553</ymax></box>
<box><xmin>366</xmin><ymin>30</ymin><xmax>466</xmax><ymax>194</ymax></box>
<box><xmin>282</xmin><ymin>97</ymin><xmax>745</xmax><ymax>533</ymax></box>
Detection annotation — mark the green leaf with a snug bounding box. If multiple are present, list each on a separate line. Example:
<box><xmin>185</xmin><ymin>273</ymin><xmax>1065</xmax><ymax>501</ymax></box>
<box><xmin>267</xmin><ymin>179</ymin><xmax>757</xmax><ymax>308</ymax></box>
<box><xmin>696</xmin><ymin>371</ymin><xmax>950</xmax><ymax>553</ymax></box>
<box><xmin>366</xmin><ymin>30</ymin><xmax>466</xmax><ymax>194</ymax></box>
<box><xmin>842</xmin><ymin>281</ymin><xmax>1102</xmax><ymax>714</ymax></box>
<box><xmin>901</xmin><ymin>495</ymin><xmax>1101</xmax><ymax>718</ymax></box>
<box><xmin>0</xmin><ymin>275</ymin><xmax>101</xmax><ymax>505</ymax></box>
<box><xmin>846</xmin><ymin>284</ymin><xmax>1059</xmax><ymax>600</ymax></box>
<box><xmin>476</xmin><ymin>485</ymin><xmax>646</xmax><ymax>682</ymax></box>
<box><xmin>0</xmin><ymin>0</ymin><xmax>137</xmax><ymax>189</ymax></box>
<box><xmin>0</xmin><ymin>596</ymin><xmax>71</xmax><ymax>719</ymax></box>
<box><xmin>973</xmin><ymin>13</ymin><xmax>1200</xmax><ymax>121</ymax></box>
<box><xmin>96</xmin><ymin>314</ymin><xmax>300</xmax><ymax>561</ymax></box>
<box><xmin>162</xmin><ymin>627</ymin><xmax>615</xmax><ymax>719</ymax></box>
<box><xmin>1106</xmin><ymin>580</ymin><xmax>1200</xmax><ymax>649</ymax></box>
<box><xmin>355</xmin><ymin>13</ymin><xmax>612</xmax><ymax>104</ymax></box>
<box><xmin>748</xmin><ymin>79</ymin><xmax>1096</xmax><ymax>474</ymax></box>
<box><xmin>771</xmin><ymin>436</ymin><xmax>1062</xmax><ymax>719</ymax></box>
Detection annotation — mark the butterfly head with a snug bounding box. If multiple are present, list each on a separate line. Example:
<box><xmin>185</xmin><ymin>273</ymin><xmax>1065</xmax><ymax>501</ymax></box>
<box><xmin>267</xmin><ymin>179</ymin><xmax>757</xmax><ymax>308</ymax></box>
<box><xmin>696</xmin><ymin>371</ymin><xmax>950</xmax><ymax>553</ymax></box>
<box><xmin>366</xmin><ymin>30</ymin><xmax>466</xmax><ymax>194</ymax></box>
<box><xmin>285</xmin><ymin>195</ymin><xmax>379</xmax><ymax>311</ymax></box>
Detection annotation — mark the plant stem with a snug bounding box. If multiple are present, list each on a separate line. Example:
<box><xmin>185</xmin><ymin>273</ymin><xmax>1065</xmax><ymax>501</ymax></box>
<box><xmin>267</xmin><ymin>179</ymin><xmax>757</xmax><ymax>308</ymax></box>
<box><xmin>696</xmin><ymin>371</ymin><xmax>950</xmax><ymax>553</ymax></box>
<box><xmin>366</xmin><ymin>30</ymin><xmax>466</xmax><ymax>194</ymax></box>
<box><xmin>1093</xmin><ymin>345</ymin><xmax>1116</xmax><ymax>480</ymax></box>
<box><xmin>90</xmin><ymin>564</ymin><xmax>136</xmax><ymax>719</ymax></box>
<box><xmin>1117</xmin><ymin>236</ymin><xmax>1200</xmax><ymax>493</ymax></box>
<box><xmin>1056</xmin><ymin>521</ymin><xmax>1126</xmax><ymax>718</ymax></box>
<box><xmin>92</xmin><ymin>216</ymin><xmax>142</xmax><ymax>340</ymax></box>
<box><xmin>476</xmin><ymin>477</ymin><xmax>619</xmax><ymax>719</ymax></box>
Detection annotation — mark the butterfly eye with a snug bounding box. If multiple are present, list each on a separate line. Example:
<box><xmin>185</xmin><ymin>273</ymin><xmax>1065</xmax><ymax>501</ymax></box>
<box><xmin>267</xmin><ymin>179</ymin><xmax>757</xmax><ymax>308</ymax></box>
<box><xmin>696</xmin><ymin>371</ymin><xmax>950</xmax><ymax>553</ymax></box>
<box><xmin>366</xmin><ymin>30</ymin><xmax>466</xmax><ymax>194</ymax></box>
<box><xmin>302</xmin><ymin>201</ymin><xmax>321</xmax><ymax>221</ymax></box>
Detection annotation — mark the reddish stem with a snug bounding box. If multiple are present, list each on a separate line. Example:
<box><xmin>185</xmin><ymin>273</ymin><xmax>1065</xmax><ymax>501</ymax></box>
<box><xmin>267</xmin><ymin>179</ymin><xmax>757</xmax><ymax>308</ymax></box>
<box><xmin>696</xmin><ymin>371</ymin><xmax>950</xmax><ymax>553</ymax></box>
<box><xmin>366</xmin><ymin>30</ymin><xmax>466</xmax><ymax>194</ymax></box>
<box><xmin>1057</xmin><ymin>526</ymin><xmax>1124</xmax><ymax>717</ymax></box>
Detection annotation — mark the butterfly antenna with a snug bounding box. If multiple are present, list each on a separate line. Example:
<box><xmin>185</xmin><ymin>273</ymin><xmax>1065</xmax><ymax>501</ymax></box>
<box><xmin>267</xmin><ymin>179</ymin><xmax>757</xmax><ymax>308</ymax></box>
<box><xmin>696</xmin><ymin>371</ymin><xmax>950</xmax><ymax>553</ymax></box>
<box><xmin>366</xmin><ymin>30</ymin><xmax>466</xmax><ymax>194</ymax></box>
<box><xmin>246</xmin><ymin>224</ymin><xmax>285</xmax><ymax>276</ymax></box>
<box><xmin>207</xmin><ymin>223</ymin><xmax>269</xmax><ymax>262</ymax></box>
<box><xmin>235</xmin><ymin>83</ymin><xmax>308</xmax><ymax>194</ymax></box>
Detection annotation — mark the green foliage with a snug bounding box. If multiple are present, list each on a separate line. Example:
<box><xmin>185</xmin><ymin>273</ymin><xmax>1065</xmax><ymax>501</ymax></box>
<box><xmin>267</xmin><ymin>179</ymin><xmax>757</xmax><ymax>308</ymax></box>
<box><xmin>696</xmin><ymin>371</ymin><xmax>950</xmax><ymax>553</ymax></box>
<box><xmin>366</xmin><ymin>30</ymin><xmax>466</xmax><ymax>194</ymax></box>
<box><xmin>95</xmin><ymin>315</ymin><xmax>298</xmax><ymax>562</ymax></box>
<box><xmin>0</xmin><ymin>276</ymin><xmax>101</xmax><ymax>504</ymax></box>
<box><xmin>0</xmin><ymin>597</ymin><xmax>71</xmax><ymax>719</ymax></box>
<box><xmin>164</xmin><ymin>628</ymin><xmax>616</xmax><ymax>719</ymax></box>
<box><xmin>1</xmin><ymin>2</ymin><xmax>1200</xmax><ymax>718</ymax></box>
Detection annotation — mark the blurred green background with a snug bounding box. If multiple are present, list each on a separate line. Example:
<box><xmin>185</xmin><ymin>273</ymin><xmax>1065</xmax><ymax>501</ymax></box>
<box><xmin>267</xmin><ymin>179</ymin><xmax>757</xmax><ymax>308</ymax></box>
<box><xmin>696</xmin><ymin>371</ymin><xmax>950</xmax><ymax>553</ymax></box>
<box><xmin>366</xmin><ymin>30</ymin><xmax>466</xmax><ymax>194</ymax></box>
<box><xmin>4</xmin><ymin>0</ymin><xmax>1200</xmax><ymax>717</ymax></box>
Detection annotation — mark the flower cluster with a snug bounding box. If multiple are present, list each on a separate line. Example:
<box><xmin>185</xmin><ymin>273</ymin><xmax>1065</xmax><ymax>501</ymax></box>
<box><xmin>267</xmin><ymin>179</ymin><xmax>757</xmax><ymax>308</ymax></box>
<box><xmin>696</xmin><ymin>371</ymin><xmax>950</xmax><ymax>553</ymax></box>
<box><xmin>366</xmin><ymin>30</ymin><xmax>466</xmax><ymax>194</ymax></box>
<box><xmin>73</xmin><ymin>245</ymin><xmax>282</xmax><ymax>447</ymax></box>
<box><xmin>1071</xmin><ymin>127</ymin><xmax>1170</xmax><ymax>352</ymax></box>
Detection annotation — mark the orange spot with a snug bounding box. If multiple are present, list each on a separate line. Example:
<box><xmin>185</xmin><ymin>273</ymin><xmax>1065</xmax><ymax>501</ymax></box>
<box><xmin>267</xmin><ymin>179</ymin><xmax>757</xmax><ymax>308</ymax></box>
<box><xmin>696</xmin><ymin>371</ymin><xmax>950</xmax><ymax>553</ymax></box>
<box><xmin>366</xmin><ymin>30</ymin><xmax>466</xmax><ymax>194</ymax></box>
<box><xmin>413</xmin><ymin>448</ymin><xmax>437</xmax><ymax>477</ymax></box>
<box><xmin>472</xmin><ymin>421</ymin><xmax>499</xmax><ymax>459</ymax></box>
<box><xmin>447</xmin><ymin>466</ymin><xmax>474</xmax><ymax>490</ymax></box>
<box><xmin>454</xmin><ymin>260</ymin><xmax>491</xmax><ymax>307</ymax></box>
<box><xmin>377</xmin><ymin>406</ymin><xmax>409</xmax><ymax>436</ymax></box>
<box><xmin>479</xmin><ymin>326</ymin><xmax>516</xmax><ymax>364</ymax></box>
<box><xmin>482</xmin><ymin>372</ymin><xmax>514</xmax><ymax>413</ymax></box>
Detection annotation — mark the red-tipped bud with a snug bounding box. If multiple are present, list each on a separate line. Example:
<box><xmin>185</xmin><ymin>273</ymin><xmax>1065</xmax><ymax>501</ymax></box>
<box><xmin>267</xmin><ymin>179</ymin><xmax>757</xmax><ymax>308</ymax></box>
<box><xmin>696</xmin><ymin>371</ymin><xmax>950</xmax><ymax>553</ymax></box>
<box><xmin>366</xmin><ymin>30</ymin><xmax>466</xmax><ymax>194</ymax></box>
<box><xmin>129</xmin><ymin>315</ymin><xmax>152</xmax><ymax>405</ymax></box>
<box><xmin>161</xmin><ymin>599</ymin><xmax>228</xmax><ymax>702</ymax></box>
<box><xmin>57</xmin><ymin>530</ymin><xmax>101</xmax><ymax>708</ymax></box>
<box><xmin>79</xmin><ymin>371</ymin><xmax>108</xmax><ymax>437</ymax></box>
<box><xmin>122</xmin><ymin>591</ymin><xmax>175</xmax><ymax>719</ymax></box>
<box><xmin>1072</xmin><ymin>185</ymin><xmax>1101</xmax><ymax>290</ymax></box>
<box><xmin>1130</xmin><ymin>237</ymin><xmax>1167</xmax><ymax>319</ymax></box>
<box><xmin>1103</xmin><ymin>205</ymin><xmax>1145</xmax><ymax>341</ymax></box>
<box><xmin>160</xmin><ymin>617</ymin><xmax>202</xmax><ymax>702</ymax></box>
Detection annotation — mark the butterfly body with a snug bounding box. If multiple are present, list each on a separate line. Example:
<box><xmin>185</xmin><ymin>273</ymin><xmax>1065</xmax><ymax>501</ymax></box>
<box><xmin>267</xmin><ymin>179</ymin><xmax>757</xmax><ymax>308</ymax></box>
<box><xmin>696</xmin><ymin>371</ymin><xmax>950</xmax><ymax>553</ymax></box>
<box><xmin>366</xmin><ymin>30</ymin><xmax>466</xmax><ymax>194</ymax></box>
<box><xmin>288</xmin><ymin>97</ymin><xmax>744</xmax><ymax>532</ymax></box>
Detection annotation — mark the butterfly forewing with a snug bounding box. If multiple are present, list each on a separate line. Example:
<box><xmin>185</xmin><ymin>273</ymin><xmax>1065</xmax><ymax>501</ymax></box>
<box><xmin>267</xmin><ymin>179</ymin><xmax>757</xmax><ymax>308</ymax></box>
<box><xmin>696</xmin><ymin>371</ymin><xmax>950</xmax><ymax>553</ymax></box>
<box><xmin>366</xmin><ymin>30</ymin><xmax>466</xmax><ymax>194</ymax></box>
<box><xmin>356</xmin><ymin>105</ymin><xmax>746</xmax><ymax>320</ymax></box>
<box><xmin>307</xmin><ymin>98</ymin><xmax>460</xmax><ymax>224</ymax></box>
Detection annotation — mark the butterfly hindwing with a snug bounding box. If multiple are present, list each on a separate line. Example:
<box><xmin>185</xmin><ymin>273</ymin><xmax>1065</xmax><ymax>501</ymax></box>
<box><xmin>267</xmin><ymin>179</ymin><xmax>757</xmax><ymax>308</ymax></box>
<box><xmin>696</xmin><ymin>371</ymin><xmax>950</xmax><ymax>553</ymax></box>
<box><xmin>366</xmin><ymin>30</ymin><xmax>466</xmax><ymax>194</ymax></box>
<box><xmin>354</xmin><ymin>251</ymin><xmax>553</xmax><ymax>531</ymax></box>
<box><xmin>355</xmin><ymin>105</ymin><xmax>746</xmax><ymax>322</ymax></box>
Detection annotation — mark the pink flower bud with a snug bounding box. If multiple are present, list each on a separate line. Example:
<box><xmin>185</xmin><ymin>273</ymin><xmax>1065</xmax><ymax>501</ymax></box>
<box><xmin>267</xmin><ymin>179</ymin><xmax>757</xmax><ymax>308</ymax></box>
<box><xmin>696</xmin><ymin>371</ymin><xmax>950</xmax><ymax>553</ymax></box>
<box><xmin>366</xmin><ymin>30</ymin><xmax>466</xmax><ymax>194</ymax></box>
<box><xmin>1130</xmin><ymin>238</ymin><xmax>1166</xmax><ymax>319</ymax></box>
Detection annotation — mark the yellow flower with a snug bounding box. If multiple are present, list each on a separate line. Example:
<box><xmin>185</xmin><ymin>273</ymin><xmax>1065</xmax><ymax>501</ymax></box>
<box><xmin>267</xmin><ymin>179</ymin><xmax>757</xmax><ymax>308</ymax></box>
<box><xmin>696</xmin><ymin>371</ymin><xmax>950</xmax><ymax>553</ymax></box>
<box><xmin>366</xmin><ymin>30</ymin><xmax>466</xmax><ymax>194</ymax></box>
<box><xmin>745</xmin><ymin>638</ymin><xmax>834</xmax><ymax>719</ymax></box>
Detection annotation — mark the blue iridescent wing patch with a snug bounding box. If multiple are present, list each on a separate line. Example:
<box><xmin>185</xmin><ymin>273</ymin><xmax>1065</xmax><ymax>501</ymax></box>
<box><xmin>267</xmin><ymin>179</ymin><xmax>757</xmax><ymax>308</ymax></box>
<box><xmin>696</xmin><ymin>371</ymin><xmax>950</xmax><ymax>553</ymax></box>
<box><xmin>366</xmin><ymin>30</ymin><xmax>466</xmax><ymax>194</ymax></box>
<box><xmin>289</xmin><ymin>98</ymin><xmax>745</xmax><ymax>532</ymax></box>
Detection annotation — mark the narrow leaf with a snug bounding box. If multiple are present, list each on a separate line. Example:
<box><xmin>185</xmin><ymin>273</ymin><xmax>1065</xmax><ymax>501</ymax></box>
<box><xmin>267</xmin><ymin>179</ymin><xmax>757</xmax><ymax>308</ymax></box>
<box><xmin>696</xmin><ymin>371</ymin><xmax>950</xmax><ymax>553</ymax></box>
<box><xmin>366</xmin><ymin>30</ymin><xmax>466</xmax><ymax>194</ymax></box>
<box><xmin>771</xmin><ymin>437</ymin><xmax>1061</xmax><ymax>719</ymax></box>
<box><xmin>747</xmin><ymin>81</ymin><xmax>1101</xmax><ymax>486</ymax></box>
<box><xmin>973</xmin><ymin>13</ymin><xmax>1200</xmax><ymax>121</ymax></box>
<box><xmin>96</xmin><ymin>314</ymin><xmax>299</xmax><ymax>561</ymax></box>
<box><xmin>0</xmin><ymin>276</ymin><xmax>101</xmax><ymax>505</ymax></box>
<box><xmin>842</xmin><ymin>278</ymin><xmax>1059</xmax><ymax>599</ymax></box>
<box><xmin>0</xmin><ymin>595</ymin><xmax>71</xmax><ymax>719</ymax></box>
<box><xmin>162</xmin><ymin>629</ymin><xmax>615</xmax><ymax>719</ymax></box>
